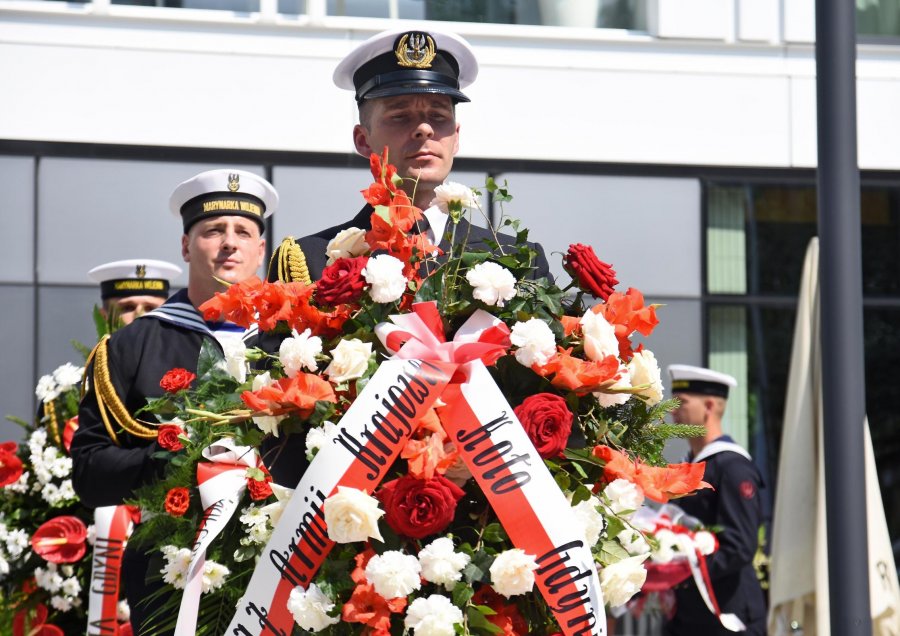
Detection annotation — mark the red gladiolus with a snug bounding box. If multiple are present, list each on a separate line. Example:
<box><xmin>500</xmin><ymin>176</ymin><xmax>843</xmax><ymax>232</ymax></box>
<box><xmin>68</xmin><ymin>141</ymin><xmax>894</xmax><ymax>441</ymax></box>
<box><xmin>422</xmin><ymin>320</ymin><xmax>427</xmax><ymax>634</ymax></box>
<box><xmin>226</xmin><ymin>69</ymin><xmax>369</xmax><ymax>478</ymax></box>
<box><xmin>513</xmin><ymin>393</ymin><xmax>573</xmax><ymax>459</ymax></box>
<box><xmin>31</xmin><ymin>516</ymin><xmax>88</xmax><ymax>564</ymax></box>
<box><xmin>377</xmin><ymin>475</ymin><xmax>464</xmax><ymax>539</ymax></box>
<box><xmin>342</xmin><ymin>581</ymin><xmax>406</xmax><ymax>631</ymax></box>
<box><xmin>159</xmin><ymin>368</ymin><xmax>196</xmax><ymax>394</ymax></box>
<box><xmin>157</xmin><ymin>424</ymin><xmax>185</xmax><ymax>452</ymax></box>
<box><xmin>592</xmin><ymin>288</ymin><xmax>659</xmax><ymax>359</ymax></box>
<box><xmin>164</xmin><ymin>487</ymin><xmax>191</xmax><ymax>516</ymax></box>
<box><xmin>241</xmin><ymin>373</ymin><xmax>337</xmax><ymax>420</ymax></box>
<box><xmin>532</xmin><ymin>348</ymin><xmax>621</xmax><ymax>395</ymax></box>
<box><xmin>198</xmin><ymin>276</ymin><xmax>265</xmax><ymax>327</ymax></box>
<box><xmin>564</xmin><ymin>244</ymin><xmax>619</xmax><ymax>301</ymax></box>
<box><xmin>593</xmin><ymin>445</ymin><xmax>712</xmax><ymax>503</ymax></box>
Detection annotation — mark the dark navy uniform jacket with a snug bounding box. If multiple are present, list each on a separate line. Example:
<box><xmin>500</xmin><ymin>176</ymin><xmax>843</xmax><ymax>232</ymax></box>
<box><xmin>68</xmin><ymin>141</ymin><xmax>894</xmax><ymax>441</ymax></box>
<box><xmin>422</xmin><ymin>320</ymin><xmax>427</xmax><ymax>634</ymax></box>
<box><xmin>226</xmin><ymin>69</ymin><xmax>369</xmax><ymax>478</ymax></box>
<box><xmin>666</xmin><ymin>436</ymin><xmax>767</xmax><ymax>636</ymax></box>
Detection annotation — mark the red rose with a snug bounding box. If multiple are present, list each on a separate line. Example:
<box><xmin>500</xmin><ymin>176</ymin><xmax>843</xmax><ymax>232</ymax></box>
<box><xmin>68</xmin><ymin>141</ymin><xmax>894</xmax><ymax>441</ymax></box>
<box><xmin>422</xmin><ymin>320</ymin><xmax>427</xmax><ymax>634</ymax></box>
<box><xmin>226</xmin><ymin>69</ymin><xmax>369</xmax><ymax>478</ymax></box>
<box><xmin>316</xmin><ymin>256</ymin><xmax>369</xmax><ymax>306</ymax></box>
<box><xmin>247</xmin><ymin>467</ymin><xmax>273</xmax><ymax>501</ymax></box>
<box><xmin>159</xmin><ymin>368</ymin><xmax>196</xmax><ymax>393</ymax></box>
<box><xmin>0</xmin><ymin>448</ymin><xmax>24</xmax><ymax>488</ymax></box>
<box><xmin>164</xmin><ymin>487</ymin><xmax>190</xmax><ymax>516</ymax></box>
<box><xmin>377</xmin><ymin>475</ymin><xmax>464</xmax><ymax>539</ymax></box>
<box><xmin>157</xmin><ymin>424</ymin><xmax>185</xmax><ymax>452</ymax></box>
<box><xmin>513</xmin><ymin>393</ymin><xmax>573</xmax><ymax>459</ymax></box>
<box><xmin>563</xmin><ymin>244</ymin><xmax>618</xmax><ymax>301</ymax></box>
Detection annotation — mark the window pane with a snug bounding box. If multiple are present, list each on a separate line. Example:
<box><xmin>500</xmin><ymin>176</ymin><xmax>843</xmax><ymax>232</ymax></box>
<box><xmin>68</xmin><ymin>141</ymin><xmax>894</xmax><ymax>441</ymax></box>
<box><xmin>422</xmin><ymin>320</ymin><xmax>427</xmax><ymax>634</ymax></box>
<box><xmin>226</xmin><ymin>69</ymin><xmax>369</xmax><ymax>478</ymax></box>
<box><xmin>858</xmin><ymin>0</ymin><xmax>900</xmax><ymax>38</ymax></box>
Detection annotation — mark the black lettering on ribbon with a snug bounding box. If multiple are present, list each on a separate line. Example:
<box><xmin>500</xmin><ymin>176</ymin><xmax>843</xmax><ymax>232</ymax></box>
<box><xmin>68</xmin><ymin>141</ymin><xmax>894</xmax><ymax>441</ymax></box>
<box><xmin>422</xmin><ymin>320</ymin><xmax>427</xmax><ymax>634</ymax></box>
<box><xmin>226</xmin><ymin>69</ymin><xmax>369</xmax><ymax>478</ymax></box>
<box><xmin>334</xmin><ymin>428</ymin><xmax>386</xmax><ymax>480</ymax></box>
<box><xmin>456</xmin><ymin>411</ymin><xmax>512</xmax><ymax>452</ymax></box>
<box><xmin>536</xmin><ymin>541</ymin><xmax>599</xmax><ymax>622</ymax></box>
<box><xmin>245</xmin><ymin>602</ymin><xmax>288</xmax><ymax>636</ymax></box>
<box><xmin>87</xmin><ymin>617</ymin><xmax>119</xmax><ymax>635</ymax></box>
<box><xmin>91</xmin><ymin>537</ymin><xmax>124</xmax><ymax>596</ymax></box>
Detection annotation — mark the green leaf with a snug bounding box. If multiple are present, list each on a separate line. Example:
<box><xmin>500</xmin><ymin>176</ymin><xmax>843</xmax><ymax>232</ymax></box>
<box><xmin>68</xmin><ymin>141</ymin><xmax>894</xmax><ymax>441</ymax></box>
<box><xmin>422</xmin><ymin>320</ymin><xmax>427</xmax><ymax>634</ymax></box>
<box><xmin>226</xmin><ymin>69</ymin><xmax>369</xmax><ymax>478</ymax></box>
<box><xmin>197</xmin><ymin>339</ymin><xmax>225</xmax><ymax>378</ymax></box>
<box><xmin>482</xmin><ymin>523</ymin><xmax>508</xmax><ymax>544</ymax></box>
<box><xmin>452</xmin><ymin>583</ymin><xmax>474</xmax><ymax>607</ymax></box>
<box><xmin>467</xmin><ymin>606</ymin><xmax>503</xmax><ymax>635</ymax></box>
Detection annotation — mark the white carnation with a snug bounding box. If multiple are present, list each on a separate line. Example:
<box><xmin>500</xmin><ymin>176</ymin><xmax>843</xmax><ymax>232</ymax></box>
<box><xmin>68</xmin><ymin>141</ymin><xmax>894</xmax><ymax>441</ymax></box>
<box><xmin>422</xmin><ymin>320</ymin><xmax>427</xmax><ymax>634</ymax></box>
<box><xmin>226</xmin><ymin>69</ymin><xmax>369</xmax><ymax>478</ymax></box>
<box><xmin>651</xmin><ymin>529</ymin><xmax>679</xmax><ymax>564</ymax></box>
<box><xmin>604</xmin><ymin>478</ymin><xmax>644</xmax><ymax>517</ymax></box>
<box><xmin>279</xmin><ymin>328</ymin><xmax>322</xmax><ymax>378</ymax></box>
<box><xmin>693</xmin><ymin>530</ymin><xmax>717</xmax><ymax>556</ymax></box>
<box><xmin>325</xmin><ymin>339</ymin><xmax>372</xmax><ymax>383</ymax></box>
<box><xmin>288</xmin><ymin>583</ymin><xmax>340</xmax><ymax>632</ymax></box>
<box><xmin>466</xmin><ymin>262</ymin><xmax>517</xmax><ymax>307</ymax></box>
<box><xmin>418</xmin><ymin>537</ymin><xmax>471</xmax><ymax>589</ymax></box>
<box><xmin>364</xmin><ymin>550</ymin><xmax>422</xmax><ymax>599</ymax></box>
<box><xmin>618</xmin><ymin>527</ymin><xmax>651</xmax><ymax>556</ymax></box>
<box><xmin>35</xmin><ymin>374</ymin><xmax>59</xmax><ymax>403</ymax></box>
<box><xmin>571</xmin><ymin>496</ymin><xmax>607</xmax><ymax>547</ymax></box>
<box><xmin>580</xmin><ymin>309</ymin><xmax>619</xmax><ymax>361</ymax></box>
<box><xmin>305</xmin><ymin>421</ymin><xmax>338</xmax><ymax>460</ymax></box>
<box><xmin>431</xmin><ymin>181</ymin><xmax>477</xmax><ymax>214</ymax></box>
<box><xmin>363</xmin><ymin>254</ymin><xmax>407</xmax><ymax>303</ymax></box>
<box><xmin>600</xmin><ymin>554</ymin><xmax>648</xmax><ymax>607</ymax></box>
<box><xmin>510</xmin><ymin>318</ymin><xmax>556</xmax><ymax>367</ymax></box>
<box><xmin>52</xmin><ymin>363</ymin><xmax>84</xmax><ymax>393</ymax></box>
<box><xmin>404</xmin><ymin>594</ymin><xmax>464</xmax><ymax>636</ymax></box>
<box><xmin>325</xmin><ymin>227</ymin><xmax>369</xmax><ymax>265</ymax></box>
<box><xmin>220</xmin><ymin>338</ymin><xmax>248</xmax><ymax>383</ymax></box>
<box><xmin>117</xmin><ymin>600</ymin><xmax>131</xmax><ymax>622</ymax></box>
<box><xmin>628</xmin><ymin>349</ymin><xmax>664</xmax><ymax>406</ymax></box>
<box><xmin>324</xmin><ymin>486</ymin><xmax>384</xmax><ymax>544</ymax></box>
<box><xmin>489</xmin><ymin>549</ymin><xmax>538</xmax><ymax>598</ymax></box>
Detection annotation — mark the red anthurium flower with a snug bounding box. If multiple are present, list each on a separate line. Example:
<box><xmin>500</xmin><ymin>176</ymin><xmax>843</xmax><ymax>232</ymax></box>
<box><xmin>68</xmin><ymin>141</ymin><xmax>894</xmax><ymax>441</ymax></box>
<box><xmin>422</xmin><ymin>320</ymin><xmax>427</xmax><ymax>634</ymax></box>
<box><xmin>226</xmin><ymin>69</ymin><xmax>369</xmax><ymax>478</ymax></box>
<box><xmin>31</xmin><ymin>516</ymin><xmax>88</xmax><ymax>564</ymax></box>
<box><xmin>0</xmin><ymin>447</ymin><xmax>24</xmax><ymax>488</ymax></box>
<box><xmin>13</xmin><ymin>603</ymin><xmax>63</xmax><ymax>636</ymax></box>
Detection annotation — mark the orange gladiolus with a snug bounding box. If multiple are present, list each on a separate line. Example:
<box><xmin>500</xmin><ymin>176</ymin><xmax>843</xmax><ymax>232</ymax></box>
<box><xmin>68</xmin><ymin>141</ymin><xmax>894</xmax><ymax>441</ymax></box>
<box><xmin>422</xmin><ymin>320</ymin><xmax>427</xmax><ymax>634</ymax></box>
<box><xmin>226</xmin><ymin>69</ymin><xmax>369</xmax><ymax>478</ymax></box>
<box><xmin>402</xmin><ymin>411</ymin><xmax>458</xmax><ymax>480</ymax></box>
<box><xmin>593</xmin><ymin>445</ymin><xmax>711</xmax><ymax>503</ymax></box>
<box><xmin>560</xmin><ymin>315</ymin><xmax>581</xmax><ymax>337</ymax></box>
<box><xmin>532</xmin><ymin>348</ymin><xmax>621</xmax><ymax>394</ymax></box>
<box><xmin>199</xmin><ymin>276</ymin><xmax>266</xmax><ymax>328</ymax></box>
<box><xmin>342</xmin><ymin>582</ymin><xmax>406</xmax><ymax>632</ymax></box>
<box><xmin>241</xmin><ymin>373</ymin><xmax>337</xmax><ymax>419</ymax></box>
<box><xmin>592</xmin><ymin>287</ymin><xmax>659</xmax><ymax>359</ymax></box>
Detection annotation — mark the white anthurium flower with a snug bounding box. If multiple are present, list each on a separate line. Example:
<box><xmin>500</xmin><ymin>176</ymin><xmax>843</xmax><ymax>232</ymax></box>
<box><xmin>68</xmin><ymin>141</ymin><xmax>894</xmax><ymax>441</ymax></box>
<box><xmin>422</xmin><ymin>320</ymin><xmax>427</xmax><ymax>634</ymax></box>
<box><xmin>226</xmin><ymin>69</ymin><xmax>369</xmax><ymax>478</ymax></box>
<box><xmin>466</xmin><ymin>262</ymin><xmax>517</xmax><ymax>307</ymax></box>
<box><xmin>260</xmin><ymin>483</ymin><xmax>294</xmax><ymax>527</ymax></box>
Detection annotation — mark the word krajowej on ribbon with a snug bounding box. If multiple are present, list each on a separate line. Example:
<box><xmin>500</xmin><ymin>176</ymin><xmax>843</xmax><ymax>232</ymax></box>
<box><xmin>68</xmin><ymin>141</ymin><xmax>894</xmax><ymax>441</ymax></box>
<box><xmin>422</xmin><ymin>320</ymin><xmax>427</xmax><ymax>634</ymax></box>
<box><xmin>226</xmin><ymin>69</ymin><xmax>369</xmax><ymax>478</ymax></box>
<box><xmin>175</xmin><ymin>440</ymin><xmax>263</xmax><ymax>636</ymax></box>
<box><xmin>226</xmin><ymin>303</ymin><xmax>606</xmax><ymax>636</ymax></box>
<box><xmin>87</xmin><ymin>505</ymin><xmax>133</xmax><ymax>635</ymax></box>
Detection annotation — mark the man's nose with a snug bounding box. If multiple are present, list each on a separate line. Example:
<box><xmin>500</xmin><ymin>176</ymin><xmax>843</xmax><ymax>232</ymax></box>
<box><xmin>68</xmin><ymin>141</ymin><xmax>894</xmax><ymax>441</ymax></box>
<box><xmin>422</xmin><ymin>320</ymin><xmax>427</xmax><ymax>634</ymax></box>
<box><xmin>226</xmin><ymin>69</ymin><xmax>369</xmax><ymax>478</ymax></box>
<box><xmin>413</xmin><ymin>120</ymin><xmax>434</xmax><ymax>139</ymax></box>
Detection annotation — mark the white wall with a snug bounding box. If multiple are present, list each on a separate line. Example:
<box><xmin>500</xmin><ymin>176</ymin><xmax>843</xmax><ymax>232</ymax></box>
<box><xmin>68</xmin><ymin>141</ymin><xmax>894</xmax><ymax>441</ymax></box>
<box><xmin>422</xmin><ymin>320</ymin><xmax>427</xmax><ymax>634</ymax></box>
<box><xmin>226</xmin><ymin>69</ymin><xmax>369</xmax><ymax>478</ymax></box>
<box><xmin>2</xmin><ymin>0</ymin><xmax>900</xmax><ymax>169</ymax></box>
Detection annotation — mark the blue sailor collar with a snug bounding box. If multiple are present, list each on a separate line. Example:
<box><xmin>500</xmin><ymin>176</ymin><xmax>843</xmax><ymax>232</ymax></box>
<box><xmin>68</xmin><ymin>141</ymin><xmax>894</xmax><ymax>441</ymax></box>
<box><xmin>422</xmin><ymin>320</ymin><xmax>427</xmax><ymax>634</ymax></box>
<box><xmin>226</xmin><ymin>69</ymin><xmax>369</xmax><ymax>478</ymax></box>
<box><xmin>691</xmin><ymin>435</ymin><xmax>752</xmax><ymax>464</ymax></box>
<box><xmin>142</xmin><ymin>289</ymin><xmax>258</xmax><ymax>343</ymax></box>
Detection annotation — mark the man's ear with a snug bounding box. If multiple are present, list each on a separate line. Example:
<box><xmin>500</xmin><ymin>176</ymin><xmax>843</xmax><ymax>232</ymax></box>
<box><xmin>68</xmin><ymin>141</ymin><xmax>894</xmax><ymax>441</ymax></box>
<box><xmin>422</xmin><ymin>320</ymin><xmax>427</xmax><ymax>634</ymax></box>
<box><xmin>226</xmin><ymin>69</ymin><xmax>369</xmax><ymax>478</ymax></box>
<box><xmin>181</xmin><ymin>233</ymin><xmax>190</xmax><ymax>262</ymax></box>
<box><xmin>256</xmin><ymin>238</ymin><xmax>266</xmax><ymax>269</ymax></box>
<box><xmin>452</xmin><ymin>122</ymin><xmax>460</xmax><ymax>156</ymax></box>
<box><xmin>353</xmin><ymin>124</ymin><xmax>373</xmax><ymax>158</ymax></box>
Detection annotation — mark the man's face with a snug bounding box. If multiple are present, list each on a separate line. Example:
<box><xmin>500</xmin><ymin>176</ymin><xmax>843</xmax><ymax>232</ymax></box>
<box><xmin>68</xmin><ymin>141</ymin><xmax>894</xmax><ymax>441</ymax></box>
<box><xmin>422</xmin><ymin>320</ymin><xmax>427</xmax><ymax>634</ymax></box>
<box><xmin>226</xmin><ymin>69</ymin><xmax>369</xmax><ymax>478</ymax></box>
<box><xmin>671</xmin><ymin>392</ymin><xmax>708</xmax><ymax>427</ymax></box>
<box><xmin>353</xmin><ymin>94</ymin><xmax>460</xmax><ymax>193</ymax></box>
<box><xmin>103</xmin><ymin>295</ymin><xmax>165</xmax><ymax>325</ymax></box>
<box><xmin>181</xmin><ymin>216</ymin><xmax>265</xmax><ymax>290</ymax></box>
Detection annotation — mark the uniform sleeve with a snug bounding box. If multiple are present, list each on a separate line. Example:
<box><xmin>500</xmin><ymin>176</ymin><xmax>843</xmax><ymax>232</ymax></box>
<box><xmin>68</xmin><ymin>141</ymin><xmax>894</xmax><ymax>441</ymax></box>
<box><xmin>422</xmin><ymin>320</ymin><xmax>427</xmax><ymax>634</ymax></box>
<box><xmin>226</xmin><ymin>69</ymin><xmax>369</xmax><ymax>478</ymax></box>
<box><xmin>705</xmin><ymin>458</ymin><xmax>763</xmax><ymax>580</ymax></box>
<box><xmin>71</xmin><ymin>336</ymin><xmax>164</xmax><ymax>508</ymax></box>
<box><xmin>531</xmin><ymin>241</ymin><xmax>553</xmax><ymax>282</ymax></box>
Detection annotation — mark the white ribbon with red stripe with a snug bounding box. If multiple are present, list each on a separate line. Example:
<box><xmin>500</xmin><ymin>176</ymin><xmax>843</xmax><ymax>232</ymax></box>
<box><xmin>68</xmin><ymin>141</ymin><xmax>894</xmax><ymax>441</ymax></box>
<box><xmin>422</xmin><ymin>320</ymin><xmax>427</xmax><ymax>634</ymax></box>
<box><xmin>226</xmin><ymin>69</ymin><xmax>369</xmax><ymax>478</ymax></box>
<box><xmin>225</xmin><ymin>301</ymin><xmax>605</xmax><ymax>635</ymax></box>
<box><xmin>87</xmin><ymin>505</ymin><xmax>134</xmax><ymax>636</ymax></box>
<box><xmin>683</xmin><ymin>544</ymin><xmax>747</xmax><ymax>631</ymax></box>
<box><xmin>174</xmin><ymin>440</ymin><xmax>261</xmax><ymax>636</ymax></box>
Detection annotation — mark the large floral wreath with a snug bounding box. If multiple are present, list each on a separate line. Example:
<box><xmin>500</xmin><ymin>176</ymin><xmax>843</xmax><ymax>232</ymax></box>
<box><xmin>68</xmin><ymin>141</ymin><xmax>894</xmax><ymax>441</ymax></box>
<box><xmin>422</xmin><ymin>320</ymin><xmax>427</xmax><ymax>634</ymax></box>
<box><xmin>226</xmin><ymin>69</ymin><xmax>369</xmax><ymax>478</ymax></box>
<box><xmin>121</xmin><ymin>151</ymin><xmax>710</xmax><ymax>636</ymax></box>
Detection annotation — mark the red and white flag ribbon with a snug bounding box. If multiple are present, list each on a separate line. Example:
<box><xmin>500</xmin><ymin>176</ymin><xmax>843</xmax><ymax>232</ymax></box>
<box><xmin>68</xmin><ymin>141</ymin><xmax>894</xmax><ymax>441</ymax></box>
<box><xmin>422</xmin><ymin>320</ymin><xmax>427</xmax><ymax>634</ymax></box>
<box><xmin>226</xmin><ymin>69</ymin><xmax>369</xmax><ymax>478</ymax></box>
<box><xmin>683</xmin><ymin>545</ymin><xmax>747</xmax><ymax>631</ymax></box>
<box><xmin>87</xmin><ymin>505</ymin><xmax>135</xmax><ymax>636</ymax></box>
<box><xmin>175</xmin><ymin>440</ymin><xmax>261</xmax><ymax>636</ymax></box>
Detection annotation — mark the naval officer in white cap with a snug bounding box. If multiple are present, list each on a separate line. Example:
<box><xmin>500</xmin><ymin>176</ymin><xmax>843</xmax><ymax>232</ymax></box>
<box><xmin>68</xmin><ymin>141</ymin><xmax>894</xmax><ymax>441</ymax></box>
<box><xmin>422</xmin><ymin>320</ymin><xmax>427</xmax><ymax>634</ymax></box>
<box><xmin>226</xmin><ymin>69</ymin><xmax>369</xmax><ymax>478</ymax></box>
<box><xmin>88</xmin><ymin>258</ymin><xmax>182</xmax><ymax>326</ymax></box>
<box><xmin>72</xmin><ymin>168</ymin><xmax>277</xmax><ymax>635</ymax></box>
<box><xmin>266</xmin><ymin>26</ymin><xmax>550</xmax><ymax>284</ymax></box>
<box><xmin>665</xmin><ymin>364</ymin><xmax>766</xmax><ymax>636</ymax></box>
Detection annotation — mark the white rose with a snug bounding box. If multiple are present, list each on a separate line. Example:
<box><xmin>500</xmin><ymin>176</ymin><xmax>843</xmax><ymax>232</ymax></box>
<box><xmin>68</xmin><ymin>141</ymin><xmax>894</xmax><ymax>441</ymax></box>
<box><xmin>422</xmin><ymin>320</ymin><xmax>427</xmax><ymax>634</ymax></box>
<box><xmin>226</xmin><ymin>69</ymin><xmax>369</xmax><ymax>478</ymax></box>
<box><xmin>466</xmin><ymin>262</ymin><xmax>517</xmax><ymax>307</ymax></box>
<box><xmin>418</xmin><ymin>537</ymin><xmax>471</xmax><ymax>589</ymax></box>
<box><xmin>404</xmin><ymin>594</ymin><xmax>464</xmax><ymax>636</ymax></box>
<box><xmin>594</xmin><ymin>366</ymin><xmax>632</xmax><ymax>408</ymax></box>
<box><xmin>604</xmin><ymin>478</ymin><xmax>644</xmax><ymax>516</ymax></box>
<box><xmin>324</xmin><ymin>486</ymin><xmax>384</xmax><ymax>544</ymax></box>
<box><xmin>571</xmin><ymin>496</ymin><xmax>607</xmax><ymax>547</ymax></box>
<box><xmin>510</xmin><ymin>318</ymin><xmax>556</xmax><ymax>367</ymax></box>
<box><xmin>220</xmin><ymin>339</ymin><xmax>248</xmax><ymax>383</ymax></box>
<box><xmin>305</xmin><ymin>420</ymin><xmax>338</xmax><ymax>460</ymax></box>
<box><xmin>287</xmin><ymin>583</ymin><xmax>340</xmax><ymax>632</ymax></box>
<box><xmin>279</xmin><ymin>328</ymin><xmax>323</xmax><ymax>378</ymax></box>
<box><xmin>489</xmin><ymin>549</ymin><xmax>538</xmax><ymax>598</ymax></box>
<box><xmin>363</xmin><ymin>254</ymin><xmax>407</xmax><ymax>303</ymax></box>
<box><xmin>364</xmin><ymin>550</ymin><xmax>422</xmax><ymax>599</ymax></box>
<box><xmin>580</xmin><ymin>309</ymin><xmax>620</xmax><ymax>362</ymax></box>
<box><xmin>325</xmin><ymin>227</ymin><xmax>369</xmax><ymax>265</ymax></box>
<box><xmin>325</xmin><ymin>339</ymin><xmax>372</xmax><ymax>383</ymax></box>
<box><xmin>618</xmin><ymin>527</ymin><xmax>651</xmax><ymax>556</ymax></box>
<box><xmin>430</xmin><ymin>182</ymin><xmax>477</xmax><ymax>215</ymax></box>
<box><xmin>600</xmin><ymin>554</ymin><xmax>649</xmax><ymax>607</ymax></box>
<box><xmin>693</xmin><ymin>530</ymin><xmax>717</xmax><ymax>556</ymax></box>
<box><xmin>52</xmin><ymin>363</ymin><xmax>84</xmax><ymax>393</ymax></box>
<box><xmin>627</xmin><ymin>349</ymin><xmax>664</xmax><ymax>406</ymax></box>
<box><xmin>35</xmin><ymin>374</ymin><xmax>58</xmax><ymax>403</ymax></box>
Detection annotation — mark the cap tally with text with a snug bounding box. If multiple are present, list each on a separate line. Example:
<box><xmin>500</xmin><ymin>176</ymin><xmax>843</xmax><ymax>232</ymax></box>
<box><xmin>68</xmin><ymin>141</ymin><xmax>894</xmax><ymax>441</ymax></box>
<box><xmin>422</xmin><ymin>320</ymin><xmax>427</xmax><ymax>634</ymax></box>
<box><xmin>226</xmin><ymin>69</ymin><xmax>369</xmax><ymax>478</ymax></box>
<box><xmin>334</xmin><ymin>28</ymin><xmax>478</xmax><ymax>103</ymax></box>
<box><xmin>88</xmin><ymin>259</ymin><xmax>182</xmax><ymax>300</ymax></box>
<box><xmin>668</xmin><ymin>364</ymin><xmax>737</xmax><ymax>399</ymax></box>
<box><xmin>169</xmin><ymin>169</ymin><xmax>278</xmax><ymax>233</ymax></box>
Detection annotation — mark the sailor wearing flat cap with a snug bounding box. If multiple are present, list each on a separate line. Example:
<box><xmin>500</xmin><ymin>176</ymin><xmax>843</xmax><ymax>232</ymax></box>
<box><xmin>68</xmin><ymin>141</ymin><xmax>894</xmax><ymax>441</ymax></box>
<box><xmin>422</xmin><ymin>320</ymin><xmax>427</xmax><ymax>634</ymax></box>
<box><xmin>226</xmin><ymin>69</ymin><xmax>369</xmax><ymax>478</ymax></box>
<box><xmin>88</xmin><ymin>259</ymin><xmax>182</xmax><ymax>326</ymax></box>
<box><xmin>267</xmin><ymin>27</ymin><xmax>550</xmax><ymax>286</ymax></box>
<box><xmin>72</xmin><ymin>168</ymin><xmax>276</xmax><ymax>636</ymax></box>
<box><xmin>665</xmin><ymin>364</ymin><xmax>767</xmax><ymax>636</ymax></box>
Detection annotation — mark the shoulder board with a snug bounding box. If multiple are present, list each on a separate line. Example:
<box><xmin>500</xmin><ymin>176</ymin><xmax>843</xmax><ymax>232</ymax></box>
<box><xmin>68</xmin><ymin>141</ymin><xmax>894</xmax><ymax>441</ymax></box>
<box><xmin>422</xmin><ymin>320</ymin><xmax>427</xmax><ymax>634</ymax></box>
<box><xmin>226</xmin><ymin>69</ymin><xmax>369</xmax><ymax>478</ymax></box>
<box><xmin>268</xmin><ymin>236</ymin><xmax>312</xmax><ymax>284</ymax></box>
<box><xmin>693</xmin><ymin>440</ymin><xmax>752</xmax><ymax>463</ymax></box>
